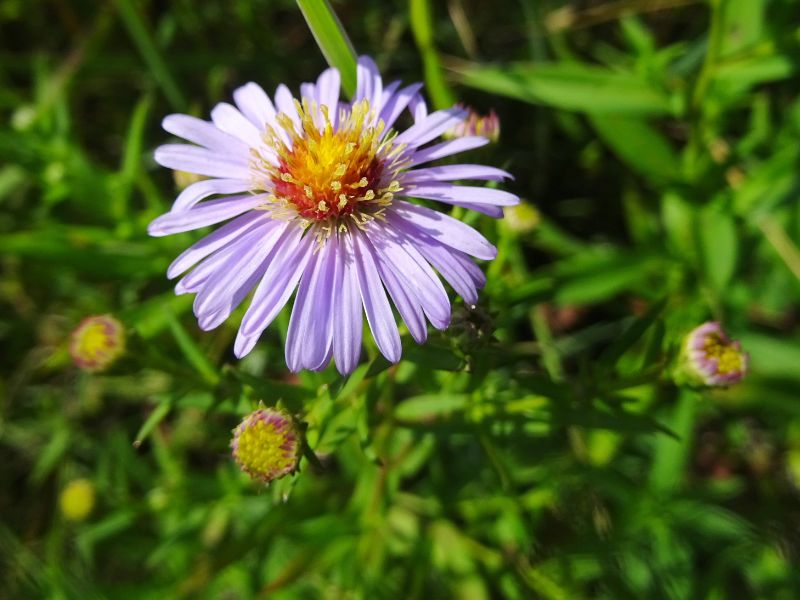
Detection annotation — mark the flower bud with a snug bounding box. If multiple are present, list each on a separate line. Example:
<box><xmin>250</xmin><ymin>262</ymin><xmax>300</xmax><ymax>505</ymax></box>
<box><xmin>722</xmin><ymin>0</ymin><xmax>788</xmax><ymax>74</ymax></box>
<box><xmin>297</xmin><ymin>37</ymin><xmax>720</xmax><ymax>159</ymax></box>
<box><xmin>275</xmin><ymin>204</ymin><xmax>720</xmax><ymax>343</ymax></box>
<box><xmin>503</xmin><ymin>202</ymin><xmax>540</xmax><ymax>234</ymax></box>
<box><xmin>446</xmin><ymin>106</ymin><xmax>500</xmax><ymax>143</ymax></box>
<box><xmin>677</xmin><ymin>322</ymin><xmax>748</xmax><ymax>387</ymax></box>
<box><xmin>231</xmin><ymin>408</ymin><xmax>301</xmax><ymax>483</ymax></box>
<box><xmin>69</xmin><ymin>315</ymin><xmax>125</xmax><ymax>372</ymax></box>
<box><xmin>59</xmin><ymin>478</ymin><xmax>96</xmax><ymax>521</ymax></box>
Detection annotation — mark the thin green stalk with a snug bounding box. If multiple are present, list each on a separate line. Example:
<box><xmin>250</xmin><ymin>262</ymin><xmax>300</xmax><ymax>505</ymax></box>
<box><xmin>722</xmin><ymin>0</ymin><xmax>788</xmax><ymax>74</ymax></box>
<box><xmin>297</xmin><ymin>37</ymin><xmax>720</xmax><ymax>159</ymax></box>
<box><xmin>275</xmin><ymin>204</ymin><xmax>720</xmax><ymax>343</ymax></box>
<box><xmin>296</xmin><ymin>0</ymin><xmax>358</xmax><ymax>97</ymax></box>
<box><xmin>113</xmin><ymin>0</ymin><xmax>185</xmax><ymax>110</ymax></box>
<box><xmin>758</xmin><ymin>215</ymin><xmax>800</xmax><ymax>282</ymax></box>
<box><xmin>410</xmin><ymin>0</ymin><xmax>457</xmax><ymax>109</ymax></box>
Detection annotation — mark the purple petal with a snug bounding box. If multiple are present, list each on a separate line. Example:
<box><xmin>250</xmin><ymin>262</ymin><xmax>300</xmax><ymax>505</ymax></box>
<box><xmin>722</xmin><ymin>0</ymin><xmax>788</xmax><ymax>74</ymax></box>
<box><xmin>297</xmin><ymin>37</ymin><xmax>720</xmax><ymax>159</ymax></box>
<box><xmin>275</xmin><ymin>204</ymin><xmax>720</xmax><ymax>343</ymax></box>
<box><xmin>174</xmin><ymin>224</ymin><xmax>265</xmax><ymax>295</ymax></box>
<box><xmin>332</xmin><ymin>233</ymin><xmax>363</xmax><ymax>374</ymax></box>
<box><xmin>414</xmin><ymin>236</ymin><xmax>483</xmax><ymax>305</ymax></box>
<box><xmin>234</xmin><ymin>227</ymin><xmax>314</xmax><ymax>357</ymax></box>
<box><xmin>379</xmin><ymin>82</ymin><xmax>425</xmax><ymax>132</ymax></box>
<box><xmin>210</xmin><ymin>102</ymin><xmax>263</xmax><ymax>148</ymax></box>
<box><xmin>154</xmin><ymin>144</ymin><xmax>251</xmax><ymax>180</ymax></box>
<box><xmin>148</xmin><ymin>194</ymin><xmax>268</xmax><ymax>237</ymax></box>
<box><xmin>390</xmin><ymin>201</ymin><xmax>497</xmax><ymax>260</ymax></box>
<box><xmin>300</xmin><ymin>82</ymin><xmax>316</xmax><ymax>104</ymax></box>
<box><xmin>401</xmin><ymin>164</ymin><xmax>513</xmax><ymax>184</ymax></box>
<box><xmin>193</xmin><ymin>221</ymin><xmax>287</xmax><ymax>318</ymax></box>
<box><xmin>366</xmin><ymin>224</ymin><xmax>450</xmax><ymax>329</ymax></box>
<box><xmin>376</xmin><ymin>80</ymin><xmax>401</xmax><ymax>120</ymax></box>
<box><xmin>404</xmin><ymin>184</ymin><xmax>519</xmax><ymax>207</ymax></box>
<box><xmin>352</xmin><ymin>229</ymin><xmax>401</xmax><ymax>363</ymax></box>
<box><xmin>233</xmin><ymin>82</ymin><xmax>278</xmax><ymax>132</ymax></box>
<box><xmin>449</xmin><ymin>202</ymin><xmax>505</xmax><ymax>218</ymax></box>
<box><xmin>196</xmin><ymin>255</ymin><xmax>271</xmax><ymax>331</ymax></box>
<box><xmin>394</xmin><ymin>108</ymin><xmax>467</xmax><ymax>148</ymax></box>
<box><xmin>171</xmin><ymin>178</ymin><xmax>252</xmax><ymax>212</ymax></box>
<box><xmin>375</xmin><ymin>255</ymin><xmax>428</xmax><ymax>343</ymax></box>
<box><xmin>285</xmin><ymin>237</ymin><xmax>337</xmax><ymax>372</ymax></box>
<box><xmin>274</xmin><ymin>84</ymin><xmax>300</xmax><ymax>129</ymax></box>
<box><xmin>408</xmin><ymin>91</ymin><xmax>428</xmax><ymax>122</ymax></box>
<box><xmin>316</xmin><ymin>68</ymin><xmax>341</xmax><ymax>127</ymax></box>
<box><xmin>167</xmin><ymin>211</ymin><xmax>271</xmax><ymax>279</ymax></box>
<box><xmin>409</xmin><ymin>136</ymin><xmax>490</xmax><ymax>166</ymax></box>
<box><xmin>355</xmin><ymin>55</ymin><xmax>383</xmax><ymax>115</ymax></box>
<box><xmin>162</xmin><ymin>114</ymin><xmax>249</xmax><ymax>154</ymax></box>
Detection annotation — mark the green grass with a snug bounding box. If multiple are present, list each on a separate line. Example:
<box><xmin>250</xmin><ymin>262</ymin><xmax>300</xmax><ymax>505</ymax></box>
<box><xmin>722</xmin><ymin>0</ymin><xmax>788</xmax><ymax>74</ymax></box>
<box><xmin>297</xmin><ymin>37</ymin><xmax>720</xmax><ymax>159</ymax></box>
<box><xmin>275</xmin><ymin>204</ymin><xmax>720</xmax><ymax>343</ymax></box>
<box><xmin>1</xmin><ymin>0</ymin><xmax>800</xmax><ymax>598</ymax></box>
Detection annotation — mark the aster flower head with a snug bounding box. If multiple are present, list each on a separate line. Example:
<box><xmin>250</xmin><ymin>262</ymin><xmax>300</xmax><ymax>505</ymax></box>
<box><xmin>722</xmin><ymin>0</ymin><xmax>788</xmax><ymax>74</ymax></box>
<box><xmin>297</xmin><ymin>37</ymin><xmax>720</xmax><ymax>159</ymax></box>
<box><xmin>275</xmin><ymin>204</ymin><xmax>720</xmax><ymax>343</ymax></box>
<box><xmin>150</xmin><ymin>56</ymin><xmax>518</xmax><ymax>374</ymax></box>
<box><xmin>678</xmin><ymin>322</ymin><xmax>748</xmax><ymax>387</ymax></box>
<box><xmin>231</xmin><ymin>408</ymin><xmax>301</xmax><ymax>483</ymax></box>
<box><xmin>69</xmin><ymin>314</ymin><xmax>125</xmax><ymax>372</ymax></box>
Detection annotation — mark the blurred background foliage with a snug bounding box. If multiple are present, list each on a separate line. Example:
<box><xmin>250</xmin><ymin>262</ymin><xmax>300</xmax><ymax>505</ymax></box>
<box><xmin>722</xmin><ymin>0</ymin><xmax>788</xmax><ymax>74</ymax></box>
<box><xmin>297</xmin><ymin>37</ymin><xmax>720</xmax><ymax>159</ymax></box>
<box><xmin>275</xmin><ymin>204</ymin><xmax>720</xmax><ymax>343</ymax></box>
<box><xmin>2</xmin><ymin>0</ymin><xmax>800</xmax><ymax>598</ymax></box>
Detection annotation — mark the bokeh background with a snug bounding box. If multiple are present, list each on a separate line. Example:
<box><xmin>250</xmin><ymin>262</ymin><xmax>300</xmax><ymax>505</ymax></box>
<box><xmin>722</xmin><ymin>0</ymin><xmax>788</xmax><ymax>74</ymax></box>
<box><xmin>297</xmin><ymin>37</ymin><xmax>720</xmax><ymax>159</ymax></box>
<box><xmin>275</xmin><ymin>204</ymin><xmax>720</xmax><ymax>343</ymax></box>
<box><xmin>2</xmin><ymin>0</ymin><xmax>800</xmax><ymax>598</ymax></box>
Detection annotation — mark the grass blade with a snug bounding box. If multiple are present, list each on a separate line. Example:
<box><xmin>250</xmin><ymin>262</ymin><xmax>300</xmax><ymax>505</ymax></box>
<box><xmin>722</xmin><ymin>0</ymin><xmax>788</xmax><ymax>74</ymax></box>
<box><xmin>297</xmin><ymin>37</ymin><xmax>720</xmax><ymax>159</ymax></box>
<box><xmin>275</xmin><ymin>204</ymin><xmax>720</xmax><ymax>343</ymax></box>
<box><xmin>296</xmin><ymin>0</ymin><xmax>358</xmax><ymax>97</ymax></box>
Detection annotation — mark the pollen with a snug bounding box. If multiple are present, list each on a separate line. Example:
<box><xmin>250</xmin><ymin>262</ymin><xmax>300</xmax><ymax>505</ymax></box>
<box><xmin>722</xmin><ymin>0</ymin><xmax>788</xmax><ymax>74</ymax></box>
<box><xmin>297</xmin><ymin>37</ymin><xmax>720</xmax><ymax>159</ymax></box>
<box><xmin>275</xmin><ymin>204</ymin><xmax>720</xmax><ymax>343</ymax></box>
<box><xmin>230</xmin><ymin>408</ymin><xmax>300</xmax><ymax>483</ymax></box>
<box><xmin>253</xmin><ymin>98</ymin><xmax>406</xmax><ymax>224</ymax></box>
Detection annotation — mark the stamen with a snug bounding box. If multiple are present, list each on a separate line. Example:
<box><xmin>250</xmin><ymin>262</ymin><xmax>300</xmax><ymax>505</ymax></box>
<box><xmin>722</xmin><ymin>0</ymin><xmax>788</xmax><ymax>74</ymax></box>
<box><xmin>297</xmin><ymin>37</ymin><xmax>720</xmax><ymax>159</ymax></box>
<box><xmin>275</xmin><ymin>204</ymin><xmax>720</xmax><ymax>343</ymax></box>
<box><xmin>250</xmin><ymin>97</ymin><xmax>405</xmax><ymax>225</ymax></box>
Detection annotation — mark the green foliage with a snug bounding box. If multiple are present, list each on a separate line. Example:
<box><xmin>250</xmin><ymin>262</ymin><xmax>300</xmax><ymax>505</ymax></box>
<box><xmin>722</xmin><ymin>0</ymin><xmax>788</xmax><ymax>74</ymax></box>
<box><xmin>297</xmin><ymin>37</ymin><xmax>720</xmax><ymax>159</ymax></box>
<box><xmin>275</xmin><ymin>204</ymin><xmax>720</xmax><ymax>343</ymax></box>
<box><xmin>1</xmin><ymin>0</ymin><xmax>800</xmax><ymax>598</ymax></box>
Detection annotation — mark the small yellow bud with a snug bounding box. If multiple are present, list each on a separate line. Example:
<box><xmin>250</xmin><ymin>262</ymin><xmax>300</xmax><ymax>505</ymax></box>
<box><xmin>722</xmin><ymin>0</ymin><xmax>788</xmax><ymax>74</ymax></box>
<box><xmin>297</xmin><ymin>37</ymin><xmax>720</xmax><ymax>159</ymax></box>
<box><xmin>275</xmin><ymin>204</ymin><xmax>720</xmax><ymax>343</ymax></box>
<box><xmin>59</xmin><ymin>479</ymin><xmax>96</xmax><ymax>521</ymax></box>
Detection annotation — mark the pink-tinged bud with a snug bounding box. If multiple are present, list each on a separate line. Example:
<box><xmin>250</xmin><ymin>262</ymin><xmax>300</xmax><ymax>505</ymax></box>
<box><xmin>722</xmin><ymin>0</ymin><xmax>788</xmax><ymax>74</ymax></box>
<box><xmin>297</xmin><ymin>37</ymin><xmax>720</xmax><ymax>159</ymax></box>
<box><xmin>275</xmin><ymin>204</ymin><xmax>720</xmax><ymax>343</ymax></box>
<box><xmin>446</xmin><ymin>106</ymin><xmax>500</xmax><ymax>143</ymax></box>
<box><xmin>69</xmin><ymin>315</ymin><xmax>125</xmax><ymax>372</ymax></box>
<box><xmin>678</xmin><ymin>322</ymin><xmax>748</xmax><ymax>387</ymax></box>
<box><xmin>230</xmin><ymin>408</ymin><xmax>301</xmax><ymax>483</ymax></box>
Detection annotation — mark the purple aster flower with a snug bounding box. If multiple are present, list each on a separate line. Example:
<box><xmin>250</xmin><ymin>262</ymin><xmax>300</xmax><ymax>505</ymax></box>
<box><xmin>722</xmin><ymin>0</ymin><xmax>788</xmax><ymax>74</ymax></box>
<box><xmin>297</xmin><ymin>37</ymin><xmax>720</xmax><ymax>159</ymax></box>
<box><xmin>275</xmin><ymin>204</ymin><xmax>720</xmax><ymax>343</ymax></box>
<box><xmin>678</xmin><ymin>322</ymin><xmax>748</xmax><ymax>387</ymax></box>
<box><xmin>149</xmin><ymin>56</ymin><xmax>518</xmax><ymax>374</ymax></box>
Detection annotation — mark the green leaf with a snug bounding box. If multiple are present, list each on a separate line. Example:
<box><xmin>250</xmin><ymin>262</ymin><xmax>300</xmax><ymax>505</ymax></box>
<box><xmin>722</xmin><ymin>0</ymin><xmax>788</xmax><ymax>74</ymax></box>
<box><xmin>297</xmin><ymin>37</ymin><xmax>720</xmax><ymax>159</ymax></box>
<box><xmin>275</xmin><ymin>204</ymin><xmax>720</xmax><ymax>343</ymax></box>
<box><xmin>697</xmin><ymin>204</ymin><xmax>738</xmax><ymax>294</ymax></box>
<box><xmin>455</xmin><ymin>62</ymin><xmax>672</xmax><ymax>116</ymax></box>
<box><xmin>649</xmin><ymin>390</ymin><xmax>698</xmax><ymax>493</ymax></box>
<box><xmin>395</xmin><ymin>394</ymin><xmax>470</xmax><ymax>423</ymax></box>
<box><xmin>737</xmin><ymin>332</ymin><xmax>800</xmax><ymax>380</ymax></box>
<box><xmin>589</xmin><ymin>114</ymin><xmax>681</xmax><ymax>182</ymax></box>
<box><xmin>165</xmin><ymin>312</ymin><xmax>220</xmax><ymax>386</ymax></box>
<box><xmin>598</xmin><ymin>299</ymin><xmax>666</xmax><ymax>369</ymax></box>
<box><xmin>296</xmin><ymin>0</ymin><xmax>358</xmax><ymax>97</ymax></box>
<box><xmin>552</xmin><ymin>250</ymin><xmax>664</xmax><ymax>306</ymax></box>
<box><xmin>133</xmin><ymin>397</ymin><xmax>172</xmax><ymax>448</ymax></box>
<box><xmin>403</xmin><ymin>344</ymin><xmax>464</xmax><ymax>371</ymax></box>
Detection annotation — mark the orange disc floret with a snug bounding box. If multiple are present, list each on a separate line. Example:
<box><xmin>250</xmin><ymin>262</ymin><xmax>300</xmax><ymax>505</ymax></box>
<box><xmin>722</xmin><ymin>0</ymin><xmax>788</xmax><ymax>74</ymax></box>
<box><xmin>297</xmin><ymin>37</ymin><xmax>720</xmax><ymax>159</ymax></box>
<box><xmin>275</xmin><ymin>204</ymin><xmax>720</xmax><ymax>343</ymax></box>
<box><xmin>253</xmin><ymin>98</ymin><xmax>405</xmax><ymax>227</ymax></box>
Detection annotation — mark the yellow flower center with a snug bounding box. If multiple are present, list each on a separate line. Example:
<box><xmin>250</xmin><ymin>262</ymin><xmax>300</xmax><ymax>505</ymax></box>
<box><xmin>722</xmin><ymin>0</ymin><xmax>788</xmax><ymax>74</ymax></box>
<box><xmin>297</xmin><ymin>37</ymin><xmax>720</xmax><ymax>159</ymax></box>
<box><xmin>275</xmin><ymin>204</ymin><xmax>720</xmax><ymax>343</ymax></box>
<box><xmin>703</xmin><ymin>333</ymin><xmax>745</xmax><ymax>375</ymax></box>
<box><xmin>252</xmin><ymin>98</ymin><xmax>406</xmax><ymax>229</ymax></box>
<box><xmin>232</xmin><ymin>410</ymin><xmax>299</xmax><ymax>482</ymax></box>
